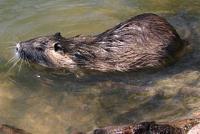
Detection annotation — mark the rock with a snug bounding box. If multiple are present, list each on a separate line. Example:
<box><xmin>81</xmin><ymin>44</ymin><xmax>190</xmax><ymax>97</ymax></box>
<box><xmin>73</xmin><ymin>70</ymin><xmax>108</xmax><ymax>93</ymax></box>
<box><xmin>93</xmin><ymin>122</ymin><xmax>183</xmax><ymax>134</ymax></box>
<box><xmin>0</xmin><ymin>124</ymin><xmax>31</xmax><ymax>134</ymax></box>
<box><xmin>93</xmin><ymin>118</ymin><xmax>200</xmax><ymax>134</ymax></box>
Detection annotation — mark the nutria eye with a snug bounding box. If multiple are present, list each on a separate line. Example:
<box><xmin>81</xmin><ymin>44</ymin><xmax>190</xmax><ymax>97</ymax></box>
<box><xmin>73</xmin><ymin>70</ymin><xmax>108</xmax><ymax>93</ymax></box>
<box><xmin>54</xmin><ymin>43</ymin><xmax>62</xmax><ymax>52</ymax></box>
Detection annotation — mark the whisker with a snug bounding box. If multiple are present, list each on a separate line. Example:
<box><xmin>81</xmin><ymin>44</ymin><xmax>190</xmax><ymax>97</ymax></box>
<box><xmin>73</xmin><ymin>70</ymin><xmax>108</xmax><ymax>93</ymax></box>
<box><xmin>0</xmin><ymin>41</ymin><xmax>15</xmax><ymax>44</ymax></box>
<box><xmin>6</xmin><ymin>56</ymin><xmax>17</xmax><ymax>65</ymax></box>
<box><xmin>19</xmin><ymin>51</ymin><xmax>31</xmax><ymax>68</ymax></box>
<box><xmin>8</xmin><ymin>58</ymin><xmax>20</xmax><ymax>72</ymax></box>
<box><xmin>18</xmin><ymin>60</ymin><xmax>23</xmax><ymax>72</ymax></box>
<box><xmin>15</xmin><ymin>35</ymin><xmax>23</xmax><ymax>42</ymax></box>
<box><xmin>25</xmin><ymin>59</ymin><xmax>31</xmax><ymax>67</ymax></box>
<box><xmin>0</xmin><ymin>44</ymin><xmax>16</xmax><ymax>47</ymax></box>
<box><xmin>6</xmin><ymin>46</ymin><xmax>16</xmax><ymax>49</ymax></box>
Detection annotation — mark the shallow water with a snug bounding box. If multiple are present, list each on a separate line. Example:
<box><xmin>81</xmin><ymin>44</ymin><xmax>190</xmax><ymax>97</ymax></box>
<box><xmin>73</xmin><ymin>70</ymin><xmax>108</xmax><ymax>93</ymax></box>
<box><xmin>0</xmin><ymin>0</ymin><xmax>200</xmax><ymax>133</ymax></box>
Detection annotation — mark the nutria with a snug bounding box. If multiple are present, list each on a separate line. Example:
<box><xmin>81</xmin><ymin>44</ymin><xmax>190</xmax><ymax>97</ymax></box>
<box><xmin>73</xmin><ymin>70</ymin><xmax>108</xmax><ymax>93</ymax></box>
<box><xmin>15</xmin><ymin>13</ymin><xmax>188</xmax><ymax>73</ymax></box>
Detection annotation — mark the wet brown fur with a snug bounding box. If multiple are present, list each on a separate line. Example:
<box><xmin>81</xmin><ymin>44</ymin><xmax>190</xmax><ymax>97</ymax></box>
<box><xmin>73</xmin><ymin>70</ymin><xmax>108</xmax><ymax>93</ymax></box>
<box><xmin>16</xmin><ymin>13</ymin><xmax>186</xmax><ymax>72</ymax></box>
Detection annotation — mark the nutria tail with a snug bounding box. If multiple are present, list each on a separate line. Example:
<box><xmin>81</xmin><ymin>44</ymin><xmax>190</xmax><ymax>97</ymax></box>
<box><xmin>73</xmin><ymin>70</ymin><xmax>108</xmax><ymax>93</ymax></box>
<box><xmin>183</xmin><ymin>39</ymin><xmax>189</xmax><ymax>46</ymax></box>
<box><xmin>172</xmin><ymin>38</ymin><xmax>191</xmax><ymax>61</ymax></box>
<box><xmin>180</xmin><ymin>39</ymin><xmax>192</xmax><ymax>58</ymax></box>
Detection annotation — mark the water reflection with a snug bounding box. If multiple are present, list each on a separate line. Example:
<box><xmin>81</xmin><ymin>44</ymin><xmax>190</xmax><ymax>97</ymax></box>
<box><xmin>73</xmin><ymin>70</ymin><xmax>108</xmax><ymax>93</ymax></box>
<box><xmin>0</xmin><ymin>0</ymin><xmax>199</xmax><ymax>134</ymax></box>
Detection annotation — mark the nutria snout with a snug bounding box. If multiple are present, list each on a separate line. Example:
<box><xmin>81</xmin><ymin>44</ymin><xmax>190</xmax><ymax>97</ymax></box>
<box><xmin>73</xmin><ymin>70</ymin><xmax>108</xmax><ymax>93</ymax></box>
<box><xmin>15</xmin><ymin>13</ymin><xmax>188</xmax><ymax>72</ymax></box>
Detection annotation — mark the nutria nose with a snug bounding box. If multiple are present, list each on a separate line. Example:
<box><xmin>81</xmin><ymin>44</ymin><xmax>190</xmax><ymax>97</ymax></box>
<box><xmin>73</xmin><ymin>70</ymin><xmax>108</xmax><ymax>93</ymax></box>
<box><xmin>16</xmin><ymin>43</ymin><xmax>20</xmax><ymax>52</ymax></box>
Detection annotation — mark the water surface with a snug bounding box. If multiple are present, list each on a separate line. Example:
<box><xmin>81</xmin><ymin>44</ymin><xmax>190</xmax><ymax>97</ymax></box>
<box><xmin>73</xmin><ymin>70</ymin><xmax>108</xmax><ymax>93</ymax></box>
<box><xmin>0</xmin><ymin>0</ymin><xmax>200</xmax><ymax>133</ymax></box>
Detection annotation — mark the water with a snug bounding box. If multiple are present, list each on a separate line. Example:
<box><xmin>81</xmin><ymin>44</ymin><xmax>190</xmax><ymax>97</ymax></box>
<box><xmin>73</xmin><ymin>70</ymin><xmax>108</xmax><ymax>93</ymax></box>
<box><xmin>0</xmin><ymin>0</ymin><xmax>200</xmax><ymax>133</ymax></box>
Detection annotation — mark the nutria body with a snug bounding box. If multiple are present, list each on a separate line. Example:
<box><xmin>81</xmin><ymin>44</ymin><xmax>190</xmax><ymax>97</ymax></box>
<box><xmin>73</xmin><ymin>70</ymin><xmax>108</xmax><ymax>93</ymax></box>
<box><xmin>16</xmin><ymin>13</ymin><xmax>187</xmax><ymax>72</ymax></box>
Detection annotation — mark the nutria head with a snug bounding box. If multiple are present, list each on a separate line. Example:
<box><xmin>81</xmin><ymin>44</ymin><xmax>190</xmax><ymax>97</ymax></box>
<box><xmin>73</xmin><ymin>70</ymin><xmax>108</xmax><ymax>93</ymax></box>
<box><xmin>16</xmin><ymin>32</ymin><xmax>77</xmax><ymax>70</ymax></box>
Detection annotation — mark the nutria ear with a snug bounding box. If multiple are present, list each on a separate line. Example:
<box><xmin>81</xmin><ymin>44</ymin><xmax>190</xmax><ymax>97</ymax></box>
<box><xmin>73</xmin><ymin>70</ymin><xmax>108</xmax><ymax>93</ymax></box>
<box><xmin>54</xmin><ymin>32</ymin><xmax>62</xmax><ymax>37</ymax></box>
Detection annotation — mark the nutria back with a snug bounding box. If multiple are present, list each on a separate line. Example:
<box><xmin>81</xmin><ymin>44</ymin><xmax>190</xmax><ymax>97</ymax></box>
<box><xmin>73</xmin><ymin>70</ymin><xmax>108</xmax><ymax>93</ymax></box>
<box><xmin>16</xmin><ymin>13</ymin><xmax>187</xmax><ymax>72</ymax></box>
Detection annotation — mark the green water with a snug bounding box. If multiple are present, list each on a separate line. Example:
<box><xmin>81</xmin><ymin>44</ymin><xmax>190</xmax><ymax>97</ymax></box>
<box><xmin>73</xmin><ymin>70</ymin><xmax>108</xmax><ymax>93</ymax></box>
<box><xmin>0</xmin><ymin>0</ymin><xmax>200</xmax><ymax>133</ymax></box>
